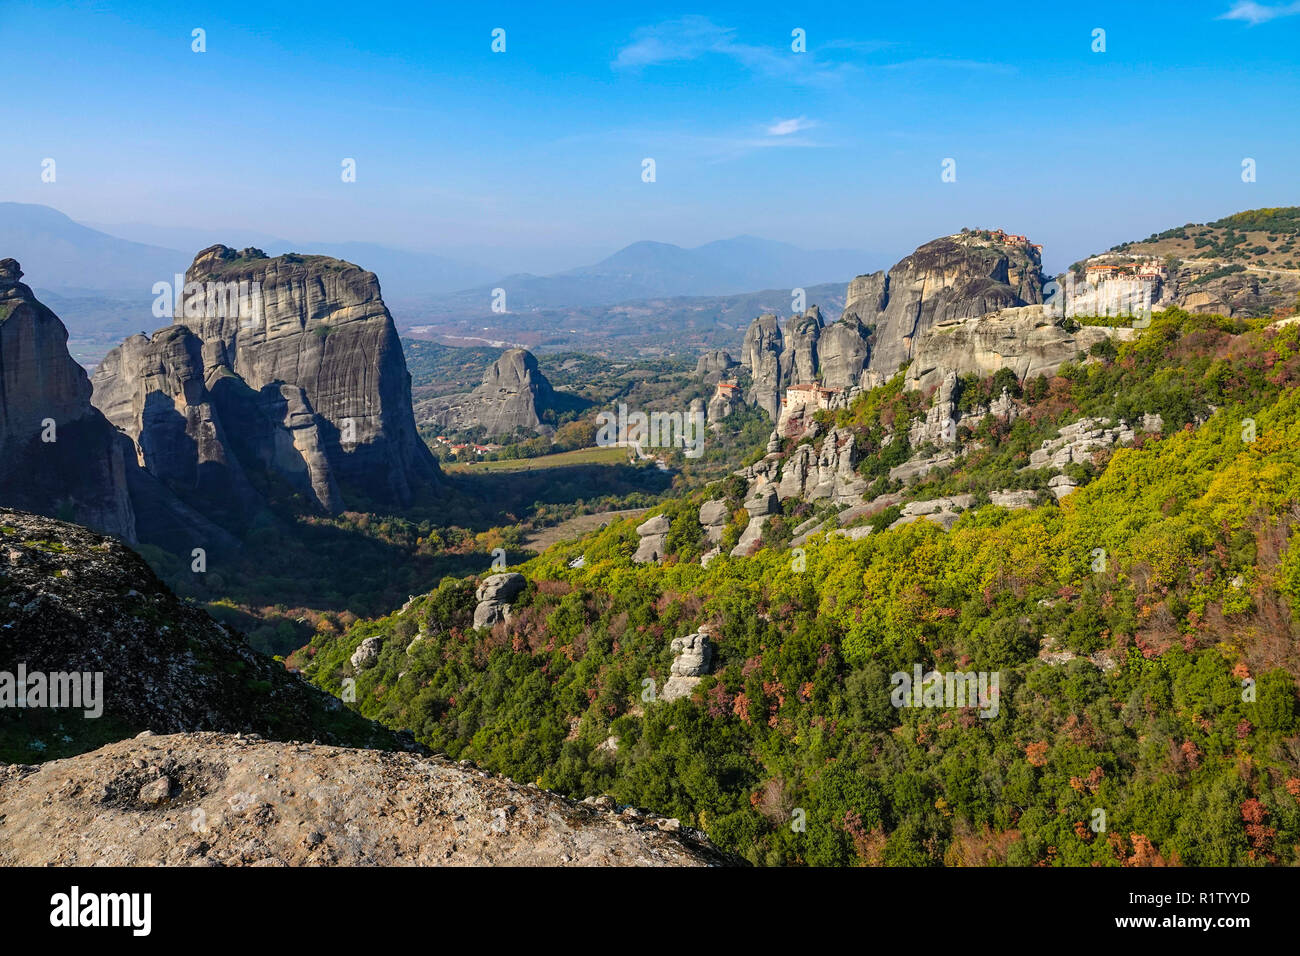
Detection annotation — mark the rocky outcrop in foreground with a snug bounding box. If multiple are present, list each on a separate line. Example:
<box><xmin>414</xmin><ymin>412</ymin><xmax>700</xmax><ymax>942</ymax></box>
<box><xmin>0</xmin><ymin>509</ymin><xmax>399</xmax><ymax>762</ymax></box>
<box><xmin>473</xmin><ymin>572</ymin><xmax>528</xmax><ymax>628</ymax></box>
<box><xmin>0</xmin><ymin>732</ymin><xmax>734</xmax><ymax>866</ymax></box>
<box><xmin>633</xmin><ymin>513</ymin><xmax>671</xmax><ymax>564</ymax></box>
<box><xmin>661</xmin><ymin>631</ymin><xmax>713</xmax><ymax>703</ymax></box>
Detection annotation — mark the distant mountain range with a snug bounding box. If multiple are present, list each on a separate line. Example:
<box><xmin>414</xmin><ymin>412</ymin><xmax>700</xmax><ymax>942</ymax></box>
<box><xmin>1</xmin><ymin>202</ymin><xmax>873</xmax><ymax>307</ymax></box>
<box><xmin>0</xmin><ymin>202</ymin><xmax>189</xmax><ymax>295</ymax></box>
<box><xmin>0</xmin><ymin>203</ymin><xmax>495</xmax><ymax>299</ymax></box>
<box><xmin>424</xmin><ymin>236</ymin><xmax>874</xmax><ymax>313</ymax></box>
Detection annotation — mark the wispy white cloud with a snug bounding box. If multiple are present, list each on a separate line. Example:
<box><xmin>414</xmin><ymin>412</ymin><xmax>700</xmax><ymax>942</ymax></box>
<box><xmin>1219</xmin><ymin>1</ymin><xmax>1300</xmax><ymax>24</ymax></box>
<box><xmin>549</xmin><ymin>121</ymin><xmax>827</xmax><ymax>166</ymax></box>
<box><xmin>613</xmin><ymin>16</ymin><xmax>858</xmax><ymax>86</ymax></box>
<box><xmin>822</xmin><ymin>38</ymin><xmax>897</xmax><ymax>54</ymax></box>
<box><xmin>766</xmin><ymin>117</ymin><xmax>815</xmax><ymax>136</ymax></box>
<box><xmin>613</xmin><ymin>15</ymin><xmax>733</xmax><ymax>69</ymax></box>
<box><xmin>613</xmin><ymin>18</ymin><xmax>1019</xmax><ymax>84</ymax></box>
<box><xmin>883</xmin><ymin>57</ymin><xmax>1016</xmax><ymax>74</ymax></box>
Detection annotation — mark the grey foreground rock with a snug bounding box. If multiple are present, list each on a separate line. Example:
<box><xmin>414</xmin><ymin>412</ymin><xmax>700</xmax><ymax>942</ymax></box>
<box><xmin>473</xmin><ymin>572</ymin><xmax>528</xmax><ymax>629</ymax></box>
<box><xmin>633</xmin><ymin>513</ymin><xmax>671</xmax><ymax>564</ymax></box>
<box><xmin>476</xmin><ymin>572</ymin><xmax>527</xmax><ymax>604</ymax></box>
<box><xmin>661</xmin><ymin>631</ymin><xmax>713</xmax><ymax>703</ymax></box>
<box><xmin>989</xmin><ymin>489</ymin><xmax>1038</xmax><ymax>510</ymax></box>
<box><xmin>350</xmin><ymin>636</ymin><xmax>383</xmax><ymax>671</ymax></box>
<box><xmin>0</xmin><ymin>733</ymin><xmax>736</xmax><ymax>866</ymax></box>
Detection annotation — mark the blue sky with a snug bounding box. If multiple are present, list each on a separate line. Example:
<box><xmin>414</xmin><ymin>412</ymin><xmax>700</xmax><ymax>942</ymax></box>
<box><xmin>3</xmin><ymin>0</ymin><xmax>1299</xmax><ymax>274</ymax></box>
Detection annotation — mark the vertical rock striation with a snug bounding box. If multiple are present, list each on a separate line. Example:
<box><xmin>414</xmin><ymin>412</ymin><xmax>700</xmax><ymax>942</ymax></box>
<box><xmin>0</xmin><ymin>258</ymin><xmax>136</xmax><ymax>540</ymax></box>
<box><xmin>91</xmin><ymin>246</ymin><xmax>440</xmax><ymax>532</ymax></box>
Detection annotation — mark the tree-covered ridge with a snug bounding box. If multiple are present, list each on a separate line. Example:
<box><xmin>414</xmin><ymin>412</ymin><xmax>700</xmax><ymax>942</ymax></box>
<box><xmin>1104</xmin><ymin>206</ymin><xmax>1300</xmax><ymax>271</ymax></box>
<box><xmin>302</xmin><ymin>310</ymin><xmax>1300</xmax><ymax>866</ymax></box>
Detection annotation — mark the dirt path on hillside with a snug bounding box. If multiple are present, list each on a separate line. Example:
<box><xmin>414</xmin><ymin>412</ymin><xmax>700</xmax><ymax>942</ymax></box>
<box><xmin>524</xmin><ymin>508</ymin><xmax>649</xmax><ymax>551</ymax></box>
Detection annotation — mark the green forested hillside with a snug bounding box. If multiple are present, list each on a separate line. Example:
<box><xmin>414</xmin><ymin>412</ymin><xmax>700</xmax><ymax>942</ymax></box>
<box><xmin>302</xmin><ymin>310</ymin><xmax>1300</xmax><ymax>866</ymax></box>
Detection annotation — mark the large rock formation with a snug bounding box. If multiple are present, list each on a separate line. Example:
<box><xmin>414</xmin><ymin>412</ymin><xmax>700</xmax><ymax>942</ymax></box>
<box><xmin>1069</xmin><ymin>251</ymin><xmax>1300</xmax><ymax>320</ymax></box>
<box><xmin>429</xmin><ymin>348</ymin><xmax>572</xmax><ymax>438</ymax></box>
<box><xmin>92</xmin><ymin>246</ymin><xmax>440</xmax><ymax>522</ymax></box>
<box><xmin>742</xmin><ymin>306</ymin><xmax>862</xmax><ymax>421</ymax></box>
<box><xmin>1170</xmin><ymin>263</ymin><xmax>1300</xmax><ymax>317</ymax></box>
<box><xmin>0</xmin><ymin>259</ymin><xmax>137</xmax><ymax>541</ymax></box>
<box><xmin>0</xmin><ymin>732</ymin><xmax>733</xmax><ymax>866</ymax></box>
<box><xmin>0</xmin><ymin>260</ymin><xmax>234</xmax><ymax>552</ymax></box>
<box><xmin>909</xmin><ymin>370</ymin><xmax>961</xmax><ymax>448</ymax></box>
<box><xmin>847</xmin><ymin>231</ymin><xmax>1045</xmax><ymax>385</ymax></box>
<box><xmin>773</xmin><ymin>426</ymin><xmax>865</xmax><ymax>504</ymax></box>
<box><xmin>742</xmin><ymin>230</ymin><xmax>1045</xmax><ymax>424</ymax></box>
<box><xmin>707</xmin><ymin>380</ymin><xmax>743</xmax><ymax>423</ymax></box>
<box><xmin>90</xmin><ymin>326</ymin><xmax>287</xmax><ymax>523</ymax></box>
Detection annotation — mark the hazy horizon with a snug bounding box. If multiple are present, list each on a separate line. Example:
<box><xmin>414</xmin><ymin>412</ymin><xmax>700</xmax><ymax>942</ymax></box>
<box><xmin>5</xmin><ymin>0</ymin><xmax>1298</xmax><ymax>277</ymax></box>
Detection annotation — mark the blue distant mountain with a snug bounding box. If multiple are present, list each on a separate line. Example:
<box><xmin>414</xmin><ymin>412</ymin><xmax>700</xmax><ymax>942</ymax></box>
<box><xmin>0</xmin><ymin>203</ymin><xmax>496</xmax><ymax>298</ymax></box>
<box><xmin>429</xmin><ymin>235</ymin><xmax>877</xmax><ymax>313</ymax></box>
<box><xmin>1</xmin><ymin>202</ymin><xmax>878</xmax><ymax>317</ymax></box>
<box><xmin>76</xmin><ymin>219</ymin><xmax>498</xmax><ymax>298</ymax></box>
<box><xmin>0</xmin><ymin>202</ymin><xmax>188</xmax><ymax>294</ymax></box>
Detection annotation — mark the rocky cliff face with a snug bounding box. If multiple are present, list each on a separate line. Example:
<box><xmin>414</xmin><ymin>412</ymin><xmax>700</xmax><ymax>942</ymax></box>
<box><xmin>428</xmin><ymin>348</ymin><xmax>565</xmax><ymax>437</ymax></box>
<box><xmin>773</xmin><ymin>425</ymin><xmax>865</xmax><ymax>504</ymax></box>
<box><xmin>0</xmin><ymin>732</ymin><xmax>734</xmax><ymax>866</ymax></box>
<box><xmin>740</xmin><ymin>307</ymin><xmax>842</xmax><ymax>420</ymax></box>
<box><xmin>817</xmin><ymin>313</ymin><xmax>872</xmax><ymax>388</ymax></box>
<box><xmin>779</xmin><ymin>308</ymin><xmax>822</xmax><ymax>386</ymax></box>
<box><xmin>1168</xmin><ymin>262</ymin><xmax>1299</xmax><ymax>317</ymax></box>
<box><xmin>178</xmin><ymin>245</ymin><xmax>435</xmax><ymax>505</ymax></box>
<box><xmin>0</xmin><ymin>259</ymin><xmax>136</xmax><ymax>540</ymax></box>
<box><xmin>904</xmin><ymin>304</ymin><xmax>1129</xmax><ymax>393</ymax></box>
<box><xmin>91</xmin><ymin>326</ymin><xmax>278</xmax><ymax>523</ymax></box>
<box><xmin>92</xmin><ymin>246</ymin><xmax>439</xmax><ymax>521</ymax></box>
<box><xmin>740</xmin><ymin>313</ymin><xmax>784</xmax><ymax>420</ymax></box>
<box><xmin>848</xmin><ymin>232</ymin><xmax>1044</xmax><ymax>384</ymax></box>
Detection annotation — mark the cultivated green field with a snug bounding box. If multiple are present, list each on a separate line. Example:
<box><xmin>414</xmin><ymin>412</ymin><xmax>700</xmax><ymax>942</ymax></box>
<box><xmin>442</xmin><ymin>445</ymin><xmax>629</xmax><ymax>473</ymax></box>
